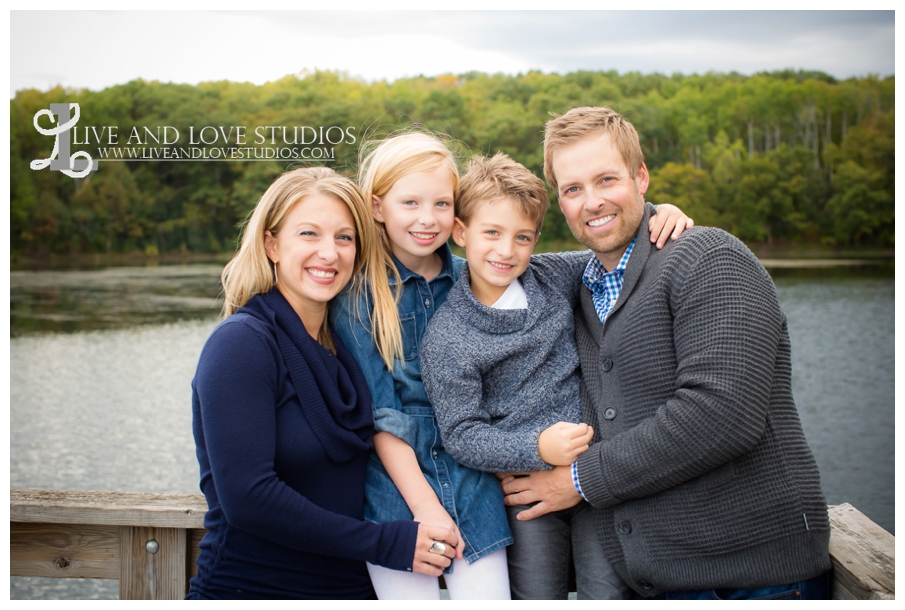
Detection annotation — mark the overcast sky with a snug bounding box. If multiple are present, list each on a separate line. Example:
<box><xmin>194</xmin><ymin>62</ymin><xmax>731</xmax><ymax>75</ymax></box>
<box><xmin>10</xmin><ymin>9</ymin><xmax>896</xmax><ymax>97</ymax></box>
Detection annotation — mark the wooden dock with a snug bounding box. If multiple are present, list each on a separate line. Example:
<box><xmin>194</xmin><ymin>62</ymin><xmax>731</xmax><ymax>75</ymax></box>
<box><xmin>9</xmin><ymin>489</ymin><xmax>895</xmax><ymax>600</ymax></box>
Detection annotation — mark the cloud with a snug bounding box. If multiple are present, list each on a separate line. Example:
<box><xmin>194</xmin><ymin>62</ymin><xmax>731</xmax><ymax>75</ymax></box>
<box><xmin>10</xmin><ymin>10</ymin><xmax>894</xmax><ymax>97</ymax></box>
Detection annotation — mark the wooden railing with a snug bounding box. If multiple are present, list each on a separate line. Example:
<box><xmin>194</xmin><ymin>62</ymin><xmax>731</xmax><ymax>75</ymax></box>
<box><xmin>9</xmin><ymin>489</ymin><xmax>895</xmax><ymax>600</ymax></box>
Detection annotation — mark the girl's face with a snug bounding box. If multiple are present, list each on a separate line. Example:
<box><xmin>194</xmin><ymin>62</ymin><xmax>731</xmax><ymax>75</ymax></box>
<box><xmin>264</xmin><ymin>194</ymin><xmax>357</xmax><ymax>319</ymax></box>
<box><xmin>372</xmin><ymin>166</ymin><xmax>456</xmax><ymax>271</ymax></box>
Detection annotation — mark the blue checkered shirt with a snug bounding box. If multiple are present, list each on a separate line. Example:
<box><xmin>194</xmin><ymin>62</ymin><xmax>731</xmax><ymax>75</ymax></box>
<box><xmin>581</xmin><ymin>238</ymin><xmax>636</xmax><ymax>325</ymax></box>
<box><xmin>572</xmin><ymin>238</ymin><xmax>636</xmax><ymax>500</ymax></box>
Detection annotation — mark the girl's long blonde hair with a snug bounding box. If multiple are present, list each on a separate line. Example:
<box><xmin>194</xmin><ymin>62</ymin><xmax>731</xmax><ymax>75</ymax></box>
<box><xmin>356</xmin><ymin>132</ymin><xmax>460</xmax><ymax>368</ymax></box>
<box><xmin>220</xmin><ymin>166</ymin><xmax>397</xmax><ymax>363</ymax></box>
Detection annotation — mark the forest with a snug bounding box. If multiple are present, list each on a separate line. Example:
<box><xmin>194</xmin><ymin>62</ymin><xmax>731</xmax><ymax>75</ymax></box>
<box><xmin>10</xmin><ymin>69</ymin><xmax>894</xmax><ymax>257</ymax></box>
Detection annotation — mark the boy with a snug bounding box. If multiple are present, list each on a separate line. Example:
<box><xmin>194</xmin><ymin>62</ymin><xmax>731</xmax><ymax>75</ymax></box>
<box><xmin>420</xmin><ymin>153</ymin><xmax>628</xmax><ymax>600</ymax></box>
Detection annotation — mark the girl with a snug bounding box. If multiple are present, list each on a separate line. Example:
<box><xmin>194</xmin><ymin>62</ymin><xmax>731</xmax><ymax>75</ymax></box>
<box><xmin>332</xmin><ymin>133</ymin><xmax>692</xmax><ymax>600</ymax></box>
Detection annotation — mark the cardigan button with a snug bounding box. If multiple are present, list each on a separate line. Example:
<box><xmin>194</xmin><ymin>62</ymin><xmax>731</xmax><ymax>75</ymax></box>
<box><xmin>619</xmin><ymin>520</ymin><xmax>632</xmax><ymax>534</ymax></box>
<box><xmin>602</xmin><ymin>358</ymin><xmax>613</xmax><ymax>372</ymax></box>
<box><xmin>639</xmin><ymin>580</ymin><xmax>653</xmax><ymax>590</ymax></box>
<box><xmin>604</xmin><ymin>407</ymin><xmax>616</xmax><ymax>420</ymax></box>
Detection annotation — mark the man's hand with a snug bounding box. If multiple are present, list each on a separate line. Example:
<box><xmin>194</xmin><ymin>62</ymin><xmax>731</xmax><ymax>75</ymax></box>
<box><xmin>500</xmin><ymin>465</ymin><xmax>581</xmax><ymax>521</ymax></box>
<box><xmin>537</xmin><ymin>422</ymin><xmax>593</xmax><ymax>466</ymax></box>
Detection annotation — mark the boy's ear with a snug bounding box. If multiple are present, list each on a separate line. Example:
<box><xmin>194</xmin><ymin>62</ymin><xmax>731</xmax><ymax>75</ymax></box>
<box><xmin>371</xmin><ymin>195</ymin><xmax>385</xmax><ymax>222</ymax></box>
<box><xmin>534</xmin><ymin>230</ymin><xmax>541</xmax><ymax>245</ymax></box>
<box><xmin>452</xmin><ymin>218</ymin><xmax>467</xmax><ymax>248</ymax></box>
<box><xmin>263</xmin><ymin>230</ymin><xmax>278</xmax><ymax>264</ymax></box>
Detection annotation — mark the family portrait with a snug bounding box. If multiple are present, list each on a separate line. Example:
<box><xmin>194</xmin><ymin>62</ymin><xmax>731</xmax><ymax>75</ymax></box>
<box><xmin>9</xmin><ymin>9</ymin><xmax>895</xmax><ymax>601</ymax></box>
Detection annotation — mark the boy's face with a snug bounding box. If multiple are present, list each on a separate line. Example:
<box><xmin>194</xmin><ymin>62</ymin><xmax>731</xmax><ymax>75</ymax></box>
<box><xmin>553</xmin><ymin>132</ymin><xmax>648</xmax><ymax>271</ymax></box>
<box><xmin>453</xmin><ymin>197</ymin><xmax>539</xmax><ymax>307</ymax></box>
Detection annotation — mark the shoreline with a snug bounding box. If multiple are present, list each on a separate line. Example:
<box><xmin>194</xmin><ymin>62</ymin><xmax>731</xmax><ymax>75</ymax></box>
<box><xmin>10</xmin><ymin>245</ymin><xmax>895</xmax><ymax>272</ymax></box>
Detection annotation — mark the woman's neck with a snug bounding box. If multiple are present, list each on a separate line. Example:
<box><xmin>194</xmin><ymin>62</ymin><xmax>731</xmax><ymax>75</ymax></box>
<box><xmin>275</xmin><ymin>285</ymin><xmax>325</xmax><ymax>341</ymax></box>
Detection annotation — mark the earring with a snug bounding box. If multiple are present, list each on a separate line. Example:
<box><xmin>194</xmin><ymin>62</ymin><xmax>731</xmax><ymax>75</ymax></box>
<box><xmin>273</xmin><ymin>264</ymin><xmax>279</xmax><ymax>285</ymax></box>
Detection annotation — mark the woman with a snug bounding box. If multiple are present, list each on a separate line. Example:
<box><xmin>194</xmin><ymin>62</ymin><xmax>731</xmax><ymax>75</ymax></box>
<box><xmin>187</xmin><ymin>167</ymin><xmax>460</xmax><ymax>600</ymax></box>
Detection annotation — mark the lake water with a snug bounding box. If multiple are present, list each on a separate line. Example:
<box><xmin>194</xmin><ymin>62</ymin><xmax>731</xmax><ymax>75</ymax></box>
<box><xmin>9</xmin><ymin>261</ymin><xmax>895</xmax><ymax>599</ymax></box>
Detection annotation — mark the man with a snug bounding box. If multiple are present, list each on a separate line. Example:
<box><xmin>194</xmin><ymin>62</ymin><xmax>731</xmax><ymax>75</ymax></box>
<box><xmin>501</xmin><ymin>107</ymin><xmax>832</xmax><ymax>599</ymax></box>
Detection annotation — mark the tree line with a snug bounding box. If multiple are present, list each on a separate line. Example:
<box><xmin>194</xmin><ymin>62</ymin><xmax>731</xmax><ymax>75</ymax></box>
<box><xmin>10</xmin><ymin>69</ymin><xmax>894</xmax><ymax>257</ymax></box>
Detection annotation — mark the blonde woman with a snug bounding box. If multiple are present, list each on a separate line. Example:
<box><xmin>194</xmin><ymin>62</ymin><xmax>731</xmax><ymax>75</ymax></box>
<box><xmin>187</xmin><ymin>167</ymin><xmax>460</xmax><ymax>600</ymax></box>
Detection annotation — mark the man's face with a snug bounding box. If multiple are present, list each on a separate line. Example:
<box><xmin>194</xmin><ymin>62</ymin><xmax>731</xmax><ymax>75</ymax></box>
<box><xmin>552</xmin><ymin>133</ymin><xmax>649</xmax><ymax>270</ymax></box>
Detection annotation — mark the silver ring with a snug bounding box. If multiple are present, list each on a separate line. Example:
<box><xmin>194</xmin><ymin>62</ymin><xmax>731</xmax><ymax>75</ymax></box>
<box><xmin>429</xmin><ymin>541</ymin><xmax>447</xmax><ymax>555</ymax></box>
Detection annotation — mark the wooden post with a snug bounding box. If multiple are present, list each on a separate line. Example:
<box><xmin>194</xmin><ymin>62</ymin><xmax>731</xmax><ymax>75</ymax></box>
<box><xmin>828</xmin><ymin>504</ymin><xmax>895</xmax><ymax>600</ymax></box>
<box><xmin>119</xmin><ymin>526</ymin><xmax>191</xmax><ymax>599</ymax></box>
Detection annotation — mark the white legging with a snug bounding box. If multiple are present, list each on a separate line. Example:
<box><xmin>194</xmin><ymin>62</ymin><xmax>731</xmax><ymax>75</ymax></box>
<box><xmin>367</xmin><ymin>547</ymin><xmax>510</xmax><ymax>600</ymax></box>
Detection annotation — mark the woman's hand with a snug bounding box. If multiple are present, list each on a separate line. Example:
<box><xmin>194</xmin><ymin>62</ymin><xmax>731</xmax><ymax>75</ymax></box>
<box><xmin>412</xmin><ymin>503</ymin><xmax>465</xmax><ymax>555</ymax></box>
<box><xmin>538</xmin><ymin>422</ymin><xmax>594</xmax><ymax>466</ymax></box>
<box><xmin>649</xmin><ymin>204</ymin><xmax>694</xmax><ymax>249</ymax></box>
<box><xmin>412</xmin><ymin>522</ymin><xmax>464</xmax><ymax>576</ymax></box>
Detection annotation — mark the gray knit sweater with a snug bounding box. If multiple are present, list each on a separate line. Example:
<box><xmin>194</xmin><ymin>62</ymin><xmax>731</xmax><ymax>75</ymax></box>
<box><xmin>421</xmin><ymin>250</ymin><xmax>592</xmax><ymax>473</ymax></box>
<box><xmin>574</xmin><ymin>205</ymin><xmax>831</xmax><ymax>596</ymax></box>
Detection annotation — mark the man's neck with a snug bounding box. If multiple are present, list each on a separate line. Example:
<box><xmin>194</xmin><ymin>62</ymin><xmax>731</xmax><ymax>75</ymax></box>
<box><xmin>596</xmin><ymin>247</ymin><xmax>628</xmax><ymax>272</ymax></box>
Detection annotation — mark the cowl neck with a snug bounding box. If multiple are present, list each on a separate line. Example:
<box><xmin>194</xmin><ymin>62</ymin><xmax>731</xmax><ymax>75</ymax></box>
<box><xmin>239</xmin><ymin>290</ymin><xmax>373</xmax><ymax>463</ymax></box>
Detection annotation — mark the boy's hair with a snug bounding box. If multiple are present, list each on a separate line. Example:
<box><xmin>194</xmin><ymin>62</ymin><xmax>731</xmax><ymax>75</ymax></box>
<box><xmin>457</xmin><ymin>153</ymin><xmax>549</xmax><ymax>231</ymax></box>
<box><xmin>543</xmin><ymin>106</ymin><xmax>645</xmax><ymax>192</ymax></box>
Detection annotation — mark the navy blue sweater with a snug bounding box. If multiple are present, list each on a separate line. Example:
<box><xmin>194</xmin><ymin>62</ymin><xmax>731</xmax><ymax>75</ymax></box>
<box><xmin>188</xmin><ymin>290</ymin><xmax>418</xmax><ymax>599</ymax></box>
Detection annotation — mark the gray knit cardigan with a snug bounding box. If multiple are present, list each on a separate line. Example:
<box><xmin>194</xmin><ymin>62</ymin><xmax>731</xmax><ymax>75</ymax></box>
<box><xmin>421</xmin><ymin>250</ymin><xmax>591</xmax><ymax>473</ymax></box>
<box><xmin>574</xmin><ymin>205</ymin><xmax>831</xmax><ymax>596</ymax></box>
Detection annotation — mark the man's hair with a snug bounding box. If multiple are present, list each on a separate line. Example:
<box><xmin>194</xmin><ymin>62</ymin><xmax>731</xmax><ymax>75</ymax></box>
<box><xmin>543</xmin><ymin>106</ymin><xmax>645</xmax><ymax>192</ymax></box>
<box><xmin>457</xmin><ymin>152</ymin><xmax>549</xmax><ymax>231</ymax></box>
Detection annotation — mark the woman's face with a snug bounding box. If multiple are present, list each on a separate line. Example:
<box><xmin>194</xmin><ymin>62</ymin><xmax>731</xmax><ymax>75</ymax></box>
<box><xmin>264</xmin><ymin>193</ymin><xmax>357</xmax><ymax>316</ymax></box>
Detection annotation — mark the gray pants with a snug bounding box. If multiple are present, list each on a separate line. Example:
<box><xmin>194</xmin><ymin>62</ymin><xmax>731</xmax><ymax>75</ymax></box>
<box><xmin>506</xmin><ymin>502</ymin><xmax>630</xmax><ymax>600</ymax></box>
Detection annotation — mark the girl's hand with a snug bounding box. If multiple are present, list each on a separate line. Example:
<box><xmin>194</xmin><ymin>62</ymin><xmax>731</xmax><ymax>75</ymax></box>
<box><xmin>537</xmin><ymin>422</ymin><xmax>594</xmax><ymax>466</ymax></box>
<box><xmin>412</xmin><ymin>504</ymin><xmax>465</xmax><ymax>555</ymax></box>
<box><xmin>412</xmin><ymin>522</ymin><xmax>463</xmax><ymax>576</ymax></box>
<box><xmin>649</xmin><ymin>204</ymin><xmax>694</xmax><ymax>249</ymax></box>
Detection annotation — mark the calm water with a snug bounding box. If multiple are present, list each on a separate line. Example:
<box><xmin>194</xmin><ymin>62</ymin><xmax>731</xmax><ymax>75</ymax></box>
<box><xmin>9</xmin><ymin>261</ymin><xmax>895</xmax><ymax>599</ymax></box>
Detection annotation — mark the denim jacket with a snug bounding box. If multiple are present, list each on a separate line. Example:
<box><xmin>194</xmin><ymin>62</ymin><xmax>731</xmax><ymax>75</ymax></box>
<box><xmin>332</xmin><ymin>244</ymin><xmax>513</xmax><ymax>565</ymax></box>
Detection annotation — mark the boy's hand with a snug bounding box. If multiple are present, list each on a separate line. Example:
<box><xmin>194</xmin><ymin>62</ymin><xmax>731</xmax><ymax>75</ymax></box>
<box><xmin>649</xmin><ymin>203</ymin><xmax>694</xmax><ymax>249</ymax></box>
<box><xmin>538</xmin><ymin>422</ymin><xmax>594</xmax><ymax>466</ymax></box>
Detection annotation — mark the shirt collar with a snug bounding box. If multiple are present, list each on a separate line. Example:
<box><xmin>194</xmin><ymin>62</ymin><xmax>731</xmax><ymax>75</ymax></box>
<box><xmin>390</xmin><ymin>242</ymin><xmax>455</xmax><ymax>285</ymax></box>
<box><xmin>582</xmin><ymin>237</ymin><xmax>636</xmax><ymax>293</ymax></box>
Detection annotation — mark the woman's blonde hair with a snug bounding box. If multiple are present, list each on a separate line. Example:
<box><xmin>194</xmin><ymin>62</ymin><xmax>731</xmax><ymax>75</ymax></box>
<box><xmin>355</xmin><ymin>131</ymin><xmax>460</xmax><ymax>367</ymax></box>
<box><xmin>220</xmin><ymin>166</ymin><xmax>400</xmax><ymax>365</ymax></box>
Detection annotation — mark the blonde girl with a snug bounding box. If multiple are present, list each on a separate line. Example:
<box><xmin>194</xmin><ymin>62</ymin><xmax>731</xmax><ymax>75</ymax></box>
<box><xmin>333</xmin><ymin>133</ymin><xmax>513</xmax><ymax>599</ymax></box>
